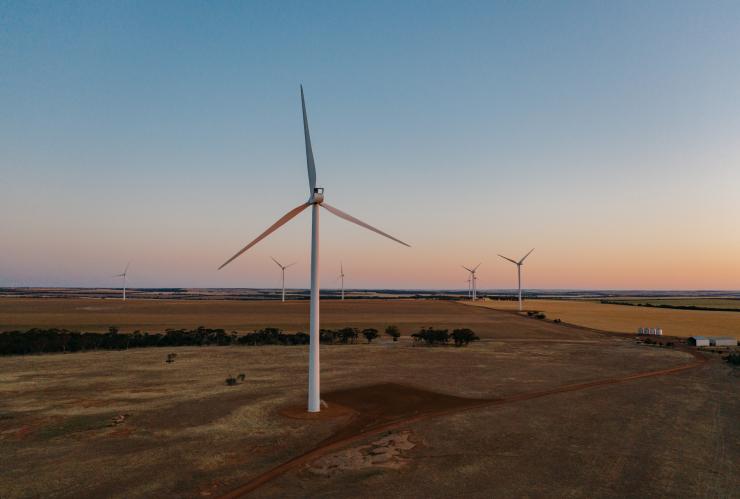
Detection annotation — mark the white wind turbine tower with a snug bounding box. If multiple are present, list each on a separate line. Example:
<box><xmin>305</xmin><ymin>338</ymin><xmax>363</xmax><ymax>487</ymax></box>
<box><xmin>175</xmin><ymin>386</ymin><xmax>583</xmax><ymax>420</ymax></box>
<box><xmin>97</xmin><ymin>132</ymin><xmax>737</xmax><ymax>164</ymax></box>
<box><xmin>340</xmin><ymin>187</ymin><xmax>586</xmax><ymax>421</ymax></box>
<box><xmin>338</xmin><ymin>262</ymin><xmax>345</xmax><ymax>300</ymax></box>
<box><xmin>498</xmin><ymin>248</ymin><xmax>535</xmax><ymax>311</ymax></box>
<box><xmin>114</xmin><ymin>262</ymin><xmax>130</xmax><ymax>301</ymax></box>
<box><xmin>271</xmin><ymin>257</ymin><xmax>296</xmax><ymax>302</ymax></box>
<box><xmin>219</xmin><ymin>85</ymin><xmax>410</xmax><ymax>413</ymax></box>
<box><xmin>462</xmin><ymin>264</ymin><xmax>481</xmax><ymax>301</ymax></box>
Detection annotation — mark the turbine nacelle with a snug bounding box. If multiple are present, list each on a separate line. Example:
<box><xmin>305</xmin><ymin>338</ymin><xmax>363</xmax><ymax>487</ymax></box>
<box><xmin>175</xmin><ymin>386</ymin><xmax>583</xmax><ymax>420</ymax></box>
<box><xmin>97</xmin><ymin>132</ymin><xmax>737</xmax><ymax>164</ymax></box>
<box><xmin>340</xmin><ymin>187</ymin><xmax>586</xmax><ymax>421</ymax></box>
<box><xmin>309</xmin><ymin>187</ymin><xmax>324</xmax><ymax>204</ymax></box>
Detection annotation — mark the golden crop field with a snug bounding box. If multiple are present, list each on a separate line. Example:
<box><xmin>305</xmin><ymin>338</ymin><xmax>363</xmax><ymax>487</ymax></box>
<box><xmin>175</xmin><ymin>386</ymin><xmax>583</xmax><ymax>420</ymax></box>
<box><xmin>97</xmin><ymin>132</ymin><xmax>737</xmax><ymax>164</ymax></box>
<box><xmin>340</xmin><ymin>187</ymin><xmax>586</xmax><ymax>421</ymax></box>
<box><xmin>470</xmin><ymin>299</ymin><xmax>740</xmax><ymax>339</ymax></box>
<box><xmin>605</xmin><ymin>298</ymin><xmax>740</xmax><ymax>310</ymax></box>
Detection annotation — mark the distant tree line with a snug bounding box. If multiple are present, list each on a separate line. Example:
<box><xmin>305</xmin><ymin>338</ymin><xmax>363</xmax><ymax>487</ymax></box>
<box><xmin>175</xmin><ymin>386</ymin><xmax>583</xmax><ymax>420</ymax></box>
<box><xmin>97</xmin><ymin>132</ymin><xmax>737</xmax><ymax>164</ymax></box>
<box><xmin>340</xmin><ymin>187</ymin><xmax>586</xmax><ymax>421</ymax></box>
<box><xmin>600</xmin><ymin>300</ymin><xmax>740</xmax><ymax>313</ymax></box>
<box><xmin>411</xmin><ymin>327</ymin><xmax>480</xmax><ymax>347</ymax></box>
<box><xmin>0</xmin><ymin>325</ymin><xmax>408</xmax><ymax>356</ymax></box>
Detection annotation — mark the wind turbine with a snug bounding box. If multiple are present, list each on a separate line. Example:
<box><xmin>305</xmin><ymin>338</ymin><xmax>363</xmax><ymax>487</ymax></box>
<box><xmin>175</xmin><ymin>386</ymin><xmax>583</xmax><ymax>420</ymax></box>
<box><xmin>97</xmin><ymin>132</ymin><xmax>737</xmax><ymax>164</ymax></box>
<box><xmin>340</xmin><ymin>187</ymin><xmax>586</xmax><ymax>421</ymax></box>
<box><xmin>338</xmin><ymin>262</ymin><xmax>345</xmax><ymax>300</ymax></box>
<box><xmin>466</xmin><ymin>277</ymin><xmax>472</xmax><ymax>299</ymax></box>
<box><xmin>462</xmin><ymin>264</ymin><xmax>481</xmax><ymax>301</ymax></box>
<box><xmin>271</xmin><ymin>257</ymin><xmax>296</xmax><ymax>302</ymax></box>
<box><xmin>114</xmin><ymin>262</ymin><xmax>130</xmax><ymax>301</ymax></box>
<box><xmin>218</xmin><ymin>85</ymin><xmax>410</xmax><ymax>412</ymax></box>
<box><xmin>498</xmin><ymin>248</ymin><xmax>534</xmax><ymax>311</ymax></box>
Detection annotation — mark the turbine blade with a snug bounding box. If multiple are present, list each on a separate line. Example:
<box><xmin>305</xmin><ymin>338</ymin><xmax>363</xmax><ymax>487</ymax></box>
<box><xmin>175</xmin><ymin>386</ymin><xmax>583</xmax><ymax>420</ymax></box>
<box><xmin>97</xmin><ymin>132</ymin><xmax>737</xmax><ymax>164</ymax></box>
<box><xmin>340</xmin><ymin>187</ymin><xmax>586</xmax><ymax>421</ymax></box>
<box><xmin>321</xmin><ymin>203</ymin><xmax>410</xmax><ymax>247</ymax></box>
<box><xmin>518</xmin><ymin>248</ymin><xmax>535</xmax><ymax>265</ymax></box>
<box><xmin>473</xmin><ymin>263</ymin><xmax>481</xmax><ymax>272</ymax></box>
<box><xmin>219</xmin><ymin>203</ymin><xmax>310</xmax><ymax>270</ymax></box>
<box><xmin>300</xmin><ymin>85</ymin><xmax>317</xmax><ymax>195</ymax></box>
<box><xmin>462</xmin><ymin>265</ymin><xmax>473</xmax><ymax>273</ymax></box>
<box><xmin>124</xmin><ymin>261</ymin><xmax>131</xmax><ymax>274</ymax></box>
<box><xmin>498</xmin><ymin>254</ymin><xmax>518</xmax><ymax>265</ymax></box>
<box><xmin>270</xmin><ymin>256</ymin><xmax>284</xmax><ymax>269</ymax></box>
<box><xmin>285</xmin><ymin>262</ymin><xmax>297</xmax><ymax>268</ymax></box>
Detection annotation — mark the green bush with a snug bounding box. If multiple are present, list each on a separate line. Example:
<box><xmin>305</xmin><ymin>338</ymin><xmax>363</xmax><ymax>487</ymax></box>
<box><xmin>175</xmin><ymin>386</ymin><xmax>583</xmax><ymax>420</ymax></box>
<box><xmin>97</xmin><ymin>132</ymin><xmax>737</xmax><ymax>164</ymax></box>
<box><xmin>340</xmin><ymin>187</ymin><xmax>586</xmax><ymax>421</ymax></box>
<box><xmin>385</xmin><ymin>325</ymin><xmax>401</xmax><ymax>341</ymax></box>
<box><xmin>450</xmin><ymin>328</ymin><xmax>480</xmax><ymax>347</ymax></box>
<box><xmin>362</xmin><ymin>328</ymin><xmax>379</xmax><ymax>343</ymax></box>
<box><xmin>412</xmin><ymin>328</ymin><xmax>450</xmax><ymax>346</ymax></box>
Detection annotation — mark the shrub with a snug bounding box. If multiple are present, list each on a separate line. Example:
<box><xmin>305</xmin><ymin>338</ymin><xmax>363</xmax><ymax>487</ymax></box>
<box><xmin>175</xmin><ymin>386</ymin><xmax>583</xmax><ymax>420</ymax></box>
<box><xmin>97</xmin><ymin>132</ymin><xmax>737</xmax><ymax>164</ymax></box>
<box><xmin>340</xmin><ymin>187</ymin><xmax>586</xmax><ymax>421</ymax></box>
<box><xmin>362</xmin><ymin>328</ymin><xmax>379</xmax><ymax>343</ymax></box>
<box><xmin>450</xmin><ymin>328</ymin><xmax>479</xmax><ymax>347</ymax></box>
<box><xmin>237</xmin><ymin>373</ymin><xmax>246</xmax><ymax>382</ymax></box>
<box><xmin>553</xmin><ymin>319</ymin><xmax>561</xmax><ymax>324</ymax></box>
<box><xmin>385</xmin><ymin>325</ymin><xmax>401</xmax><ymax>342</ymax></box>
<box><xmin>225</xmin><ymin>376</ymin><xmax>237</xmax><ymax>386</ymax></box>
<box><xmin>725</xmin><ymin>353</ymin><xmax>740</xmax><ymax>365</ymax></box>
<box><xmin>338</xmin><ymin>328</ymin><xmax>359</xmax><ymax>344</ymax></box>
<box><xmin>412</xmin><ymin>328</ymin><xmax>450</xmax><ymax>346</ymax></box>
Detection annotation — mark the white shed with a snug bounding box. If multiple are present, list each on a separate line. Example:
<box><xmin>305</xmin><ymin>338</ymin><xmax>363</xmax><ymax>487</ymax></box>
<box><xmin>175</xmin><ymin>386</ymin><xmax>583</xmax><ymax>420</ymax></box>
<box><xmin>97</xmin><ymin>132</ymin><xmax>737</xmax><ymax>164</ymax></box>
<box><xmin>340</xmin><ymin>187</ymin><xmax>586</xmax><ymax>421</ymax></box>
<box><xmin>709</xmin><ymin>337</ymin><xmax>737</xmax><ymax>347</ymax></box>
<box><xmin>689</xmin><ymin>336</ymin><xmax>710</xmax><ymax>347</ymax></box>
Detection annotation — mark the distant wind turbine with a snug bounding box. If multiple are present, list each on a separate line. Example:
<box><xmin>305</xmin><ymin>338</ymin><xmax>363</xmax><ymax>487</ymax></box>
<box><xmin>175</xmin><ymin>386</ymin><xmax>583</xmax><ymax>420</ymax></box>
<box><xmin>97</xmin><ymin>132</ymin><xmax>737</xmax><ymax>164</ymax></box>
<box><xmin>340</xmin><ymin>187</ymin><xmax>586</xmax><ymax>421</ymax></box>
<box><xmin>498</xmin><ymin>248</ymin><xmax>534</xmax><ymax>311</ymax></box>
<box><xmin>113</xmin><ymin>262</ymin><xmax>130</xmax><ymax>301</ymax></box>
<box><xmin>218</xmin><ymin>85</ymin><xmax>410</xmax><ymax>412</ymax></box>
<box><xmin>462</xmin><ymin>264</ymin><xmax>481</xmax><ymax>301</ymax></box>
<box><xmin>271</xmin><ymin>257</ymin><xmax>296</xmax><ymax>302</ymax></box>
<box><xmin>338</xmin><ymin>262</ymin><xmax>345</xmax><ymax>300</ymax></box>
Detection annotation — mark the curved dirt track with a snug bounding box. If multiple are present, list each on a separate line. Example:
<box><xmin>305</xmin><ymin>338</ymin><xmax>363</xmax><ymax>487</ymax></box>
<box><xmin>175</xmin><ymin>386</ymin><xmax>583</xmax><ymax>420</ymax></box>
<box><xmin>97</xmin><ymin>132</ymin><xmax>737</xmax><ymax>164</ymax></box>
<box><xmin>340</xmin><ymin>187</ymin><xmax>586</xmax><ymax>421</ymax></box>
<box><xmin>218</xmin><ymin>347</ymin><xmax>707</xmax><ymax>498</ymax></box>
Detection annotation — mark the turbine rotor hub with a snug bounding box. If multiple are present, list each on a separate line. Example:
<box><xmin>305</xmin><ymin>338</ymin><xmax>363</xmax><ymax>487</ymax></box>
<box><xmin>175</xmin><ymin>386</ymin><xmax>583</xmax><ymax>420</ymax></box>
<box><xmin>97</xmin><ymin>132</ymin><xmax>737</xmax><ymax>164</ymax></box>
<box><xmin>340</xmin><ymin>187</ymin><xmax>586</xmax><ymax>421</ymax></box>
<box><xmin>310</xmin><ymin>187</ymin><xmax>324</xmax><ymax>204</ymax></box>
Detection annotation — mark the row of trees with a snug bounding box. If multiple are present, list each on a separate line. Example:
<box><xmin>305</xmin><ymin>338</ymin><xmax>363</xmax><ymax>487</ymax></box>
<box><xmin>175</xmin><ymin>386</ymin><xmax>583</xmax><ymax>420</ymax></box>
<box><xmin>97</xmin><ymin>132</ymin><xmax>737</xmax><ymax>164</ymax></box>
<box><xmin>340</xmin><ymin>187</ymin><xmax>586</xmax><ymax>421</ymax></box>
<box><xmin>411</xmin><ymin>328</ymin><xmax>480</xmax><ymax>347</ymax></box>
<box><xmin>0</xmin><ymin>325</ymin><xmax>406</xmax><ymax>356</ymax></box>
<box><xmin>600</xmin><ymin>300</ymin><xmax>740</xmax><ymax>313</ymax></box>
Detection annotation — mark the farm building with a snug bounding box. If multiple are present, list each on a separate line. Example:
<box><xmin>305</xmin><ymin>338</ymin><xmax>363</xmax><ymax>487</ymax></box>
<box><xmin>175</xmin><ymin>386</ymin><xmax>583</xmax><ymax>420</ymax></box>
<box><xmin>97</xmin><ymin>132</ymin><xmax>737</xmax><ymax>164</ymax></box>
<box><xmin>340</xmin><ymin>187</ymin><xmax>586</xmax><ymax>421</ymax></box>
<box><xmin>709</xmin><ymin>337</ymin><xmax>737</xmax><ymax>347</ymax></box>
<box><xmin>688</xmin><ymin>336</ymin><xmax>710</xmax><ymax>347</ymax></box>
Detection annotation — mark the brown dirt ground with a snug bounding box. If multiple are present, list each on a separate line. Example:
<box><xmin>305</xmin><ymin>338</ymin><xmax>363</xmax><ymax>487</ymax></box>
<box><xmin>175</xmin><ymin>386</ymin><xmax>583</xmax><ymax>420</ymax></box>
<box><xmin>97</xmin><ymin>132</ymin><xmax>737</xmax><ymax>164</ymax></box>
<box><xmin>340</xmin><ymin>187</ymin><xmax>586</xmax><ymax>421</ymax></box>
<box><xmin>0</xmin><ymin>300</ymin><xmax>737</xmax><ymax>498</ymax></box>
<box><xmin>0</xmin><ymin>297</ymin><xmax>594</xmax><ymax>339</ymax></box>
<box><xmin>470</xmin><ymin>299</ymin><xmax>740</xmax><ymax>339</ymax></box>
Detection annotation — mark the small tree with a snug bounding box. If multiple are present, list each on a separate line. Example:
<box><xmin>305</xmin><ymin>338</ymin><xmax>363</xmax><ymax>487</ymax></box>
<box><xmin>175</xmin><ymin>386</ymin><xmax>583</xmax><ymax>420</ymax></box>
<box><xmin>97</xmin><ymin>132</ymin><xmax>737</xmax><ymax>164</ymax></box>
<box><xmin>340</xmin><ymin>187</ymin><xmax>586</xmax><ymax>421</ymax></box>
<box><xmin>450</xmin><ymin>328</ymin><xmax>480</xmax><ymax>347</ymax></box>
<box><xmin>385</xmin><ymin>325</ymin><xmax>401</xmax><ymax>342</ymax></box>
<box><xmin>338</xmin><ymin>327</ymin><xmax>359</xmax><ymax>344</ymax></box>
<box><xmin>362</xmin><ymin>328</ymin><xmax>379</xmax><ymax>343</ymax></box>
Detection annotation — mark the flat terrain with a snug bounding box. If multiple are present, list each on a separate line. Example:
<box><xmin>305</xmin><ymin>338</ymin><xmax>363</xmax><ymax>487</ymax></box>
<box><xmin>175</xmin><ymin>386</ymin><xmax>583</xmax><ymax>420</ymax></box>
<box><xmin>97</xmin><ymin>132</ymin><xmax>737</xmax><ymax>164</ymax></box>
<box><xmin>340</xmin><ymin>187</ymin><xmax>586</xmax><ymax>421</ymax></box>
<box><xmin>1</xmin><ymin>299</ymin><xmax>737</xmax><ymax>498</ymax></box>
<box><xmin>605</xmin><ymin>298</ymin><xmax>740</xmax><ymax>310</ymax></box>
<box><xmin>0</xmin><ymin>297</ymin><xmax>592</xmax><ymax>339</ymax></box>
<box><xmin>471</xmin><ymin>299</ymin><xmax>740</xmax><ymax>339</ymax></box>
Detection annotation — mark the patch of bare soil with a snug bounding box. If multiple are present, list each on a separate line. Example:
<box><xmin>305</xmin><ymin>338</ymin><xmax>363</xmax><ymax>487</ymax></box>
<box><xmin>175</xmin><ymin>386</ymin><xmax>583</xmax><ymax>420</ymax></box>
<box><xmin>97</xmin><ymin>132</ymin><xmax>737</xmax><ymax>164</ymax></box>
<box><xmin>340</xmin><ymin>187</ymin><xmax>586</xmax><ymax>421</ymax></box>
<box><xmin>218</xmin><ymin>384</ymin><xmax>488</xmax><ymax>498</ymax></box>
<box><xmin>321</xmin><ymin>383</ymin><xmax>491</xmax><ymax>441</ymax></box>
<box><xmin>309</xmin><ymin>430</ymin><xmax>417</xmax><ymax>476</ymax></box>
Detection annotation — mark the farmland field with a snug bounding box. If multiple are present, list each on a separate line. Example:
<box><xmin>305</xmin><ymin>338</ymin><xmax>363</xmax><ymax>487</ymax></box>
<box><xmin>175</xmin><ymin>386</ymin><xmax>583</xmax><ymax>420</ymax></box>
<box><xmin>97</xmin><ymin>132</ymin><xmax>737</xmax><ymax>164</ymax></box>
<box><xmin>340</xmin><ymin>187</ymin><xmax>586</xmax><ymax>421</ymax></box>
<box><xmin>0</xmin><ymin>298</ymin><xmax>593</xmax><ymax>339</ymax></box>
<box><xmin>470</xmin><ymin>299</ymin><xmax>740</xmax><ymax>339</ymax></box>
<box><xmin>603</xmin><ymin>298</ymin><xmax>740</xmax><ymax>310</ymax></box>
<box><xmin>1</xmin><ymin>298</ymin><xmax>737</xmax><ymax>498</ymax></box>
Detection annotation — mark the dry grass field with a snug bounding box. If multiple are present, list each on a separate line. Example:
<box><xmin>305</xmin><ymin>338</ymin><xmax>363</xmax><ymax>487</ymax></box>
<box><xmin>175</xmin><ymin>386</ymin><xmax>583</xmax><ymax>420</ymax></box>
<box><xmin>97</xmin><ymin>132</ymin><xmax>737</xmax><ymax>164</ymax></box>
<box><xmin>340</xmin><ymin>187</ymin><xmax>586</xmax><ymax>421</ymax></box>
<box><xmin>605</xmin><ymin>298</ymin><xmax>740</xmax><ymax>310</ymax></box>
<box><xmin>471</xmin><ymin>299</ymin><xmax>740</xmax><ymax>339</ymax></box>
<box><xmin>1</xmin><ymin>299</ymin><xmax>738</xmax><ymax>498</ymax></box>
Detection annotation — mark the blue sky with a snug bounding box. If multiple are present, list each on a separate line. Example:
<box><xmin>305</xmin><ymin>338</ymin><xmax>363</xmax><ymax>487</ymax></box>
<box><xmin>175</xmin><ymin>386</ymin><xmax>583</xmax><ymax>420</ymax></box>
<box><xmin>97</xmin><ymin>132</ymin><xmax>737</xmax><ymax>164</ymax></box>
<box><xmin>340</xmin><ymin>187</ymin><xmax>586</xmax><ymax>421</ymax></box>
<box><xmin>2</xmin><ymin>1</ymin><xmax>739</xmax><ymax>289</ymax></box>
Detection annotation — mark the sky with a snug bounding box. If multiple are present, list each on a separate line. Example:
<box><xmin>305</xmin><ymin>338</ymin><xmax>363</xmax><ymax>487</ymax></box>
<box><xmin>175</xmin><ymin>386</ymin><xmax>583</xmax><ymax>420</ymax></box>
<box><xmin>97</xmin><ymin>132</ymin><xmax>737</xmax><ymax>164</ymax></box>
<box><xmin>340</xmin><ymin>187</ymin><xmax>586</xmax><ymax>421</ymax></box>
<box><xmin>1</xmin><ymin>0</ymin><xmax>739</xmax><ymax>290</ymax></box>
